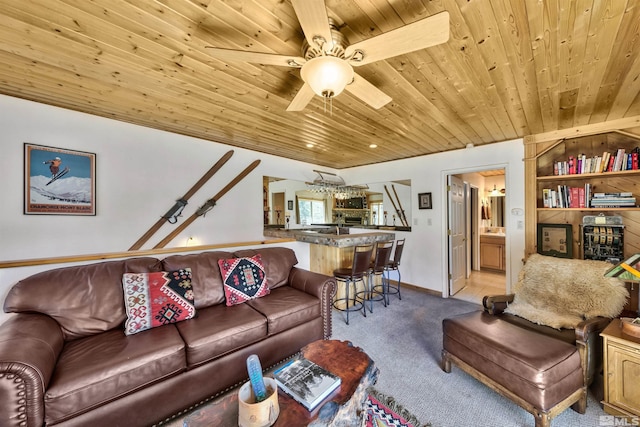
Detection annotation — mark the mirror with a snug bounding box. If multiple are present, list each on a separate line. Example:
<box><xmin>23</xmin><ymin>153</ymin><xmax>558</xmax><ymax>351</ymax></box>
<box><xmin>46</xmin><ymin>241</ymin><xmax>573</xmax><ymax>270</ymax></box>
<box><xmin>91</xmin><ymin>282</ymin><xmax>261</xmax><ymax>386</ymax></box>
<box><xmin>263</xmin><ymin>177</ymin><xmax>412</xmax><ymax>230</ymax></box>
<box><xmin>489</xmin><ymin>196</ymin><xmax>505</xmax><ymax>228</ymax></box>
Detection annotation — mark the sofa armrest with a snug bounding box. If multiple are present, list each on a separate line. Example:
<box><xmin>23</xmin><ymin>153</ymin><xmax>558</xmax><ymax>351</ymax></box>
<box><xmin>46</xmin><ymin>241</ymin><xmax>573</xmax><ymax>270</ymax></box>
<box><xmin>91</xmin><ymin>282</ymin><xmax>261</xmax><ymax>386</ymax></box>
<box><xmin>482</xmin><ymin>294</ymin><xmax>515</xmax><ymax>315</ymax></box>
<box><xmin>0</xmin><ymin>313</ymin><xmax>64</xmax><ymax>427</ymax></box>
<box><xmin>288</xmin><ymin>267</ymin><xmax>337</xmax><ymax>340</ymax></box>
<box><xmin>574</xmin><ymin>316</ymin><xmax>612</xmax><ymax>387</ymax></box>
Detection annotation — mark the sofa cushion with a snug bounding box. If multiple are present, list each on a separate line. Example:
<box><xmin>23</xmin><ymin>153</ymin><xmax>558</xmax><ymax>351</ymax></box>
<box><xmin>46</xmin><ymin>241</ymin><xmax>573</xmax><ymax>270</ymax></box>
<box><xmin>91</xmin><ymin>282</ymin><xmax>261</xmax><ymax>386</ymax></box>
<box><xmin>218</xmin><ymin>255</ymin><xmax>270</xmax><ymax>306</ymax></box>
<box><xmin>3</xmin><ymin>257</ymin><xmax>162</xmax><ymax>341</ymax></box>
<box><xmin>175</xmin><ymin>303</ymin><xmax>268</xmax><ymax>367</ymax></box>
<box><xmin>44</xmin><ymin>326</ymin><xmax>185</xmax><ymax>425</ymax></box>
<box><xmin>234</xmin><ymin>247</ymin><xmax>297</xmax><ymax>289</ymax></box>
<box><xmin>122</xmin><ymin>269</ymin><xmax>196</xmax><ymax>335</ymax></box>
<box><xmin>162</xmin><ymin>251</ymin><xmax>233</xmax><ymax>309</ymax></box>
<box><xmin>246</xmin><ymin>286</ymin><xmax>320</xmax><ymax>336</ymax></box>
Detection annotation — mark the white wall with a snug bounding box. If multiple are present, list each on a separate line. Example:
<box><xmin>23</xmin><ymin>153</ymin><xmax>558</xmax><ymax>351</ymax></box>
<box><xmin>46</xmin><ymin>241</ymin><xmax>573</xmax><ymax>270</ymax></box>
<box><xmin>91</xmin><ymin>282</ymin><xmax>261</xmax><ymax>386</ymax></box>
<box><xmin>0</xmin><ymin>94</ymin><xmax>526</xmax><ymax>326</ymax></box>
<box><xmin>0</xmin><ymin>94</ymin><xmax>336</xmax><ymax>260</ymax></box>
<box><xmin>342</xmin><ymin>140</ymin><xmax>525</xmax><ymax>295</ymax></box>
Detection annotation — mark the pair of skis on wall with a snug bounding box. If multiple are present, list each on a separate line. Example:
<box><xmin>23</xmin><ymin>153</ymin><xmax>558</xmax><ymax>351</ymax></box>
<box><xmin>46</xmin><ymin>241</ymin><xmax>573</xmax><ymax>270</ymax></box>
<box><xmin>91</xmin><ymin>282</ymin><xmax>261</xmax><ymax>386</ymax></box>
<box><xmin>384</xmin><ymin>184</ymin><xmax>409</xmax><ymax>227</ymax></box>
<box><xmin>129</xmin><ymin>150</ymin><xmax>260</xmax><ymax>250</ymax></box>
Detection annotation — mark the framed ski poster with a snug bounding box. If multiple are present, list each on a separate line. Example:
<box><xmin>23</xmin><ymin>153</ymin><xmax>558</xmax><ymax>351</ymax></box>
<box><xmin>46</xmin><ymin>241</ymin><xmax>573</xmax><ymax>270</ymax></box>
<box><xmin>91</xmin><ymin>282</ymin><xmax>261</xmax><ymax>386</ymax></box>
<box><xmin>24</xmin><ymin>143</ymin><xmax>96</xmax><ymax>215</ymax></box>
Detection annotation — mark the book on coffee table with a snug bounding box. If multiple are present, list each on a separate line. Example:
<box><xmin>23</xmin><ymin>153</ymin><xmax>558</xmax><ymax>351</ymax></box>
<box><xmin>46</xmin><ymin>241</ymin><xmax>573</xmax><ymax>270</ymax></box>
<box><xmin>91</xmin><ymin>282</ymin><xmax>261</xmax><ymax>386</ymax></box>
<box><xmin>273</xmin><ymin>357</ymin><xmax>341</xmax><ymax>411</ymax></box>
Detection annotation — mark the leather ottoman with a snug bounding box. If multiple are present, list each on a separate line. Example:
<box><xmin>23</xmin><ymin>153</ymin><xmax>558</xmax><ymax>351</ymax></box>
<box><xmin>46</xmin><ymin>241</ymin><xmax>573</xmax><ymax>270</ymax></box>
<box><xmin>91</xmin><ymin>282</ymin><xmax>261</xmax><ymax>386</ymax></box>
<box><xmin>441</xmin><ymin>311</ymin><xmax>586</xmax><ymax>427</ymax></box>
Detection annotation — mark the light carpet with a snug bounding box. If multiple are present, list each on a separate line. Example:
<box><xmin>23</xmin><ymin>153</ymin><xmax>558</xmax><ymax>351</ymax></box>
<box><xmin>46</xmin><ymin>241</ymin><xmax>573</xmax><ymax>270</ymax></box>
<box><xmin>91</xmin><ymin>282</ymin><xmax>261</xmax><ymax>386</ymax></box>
<box><xmin>331</xmin><ymin>285</ymin><xmax>608</xmax><ymax>427</ymax></box>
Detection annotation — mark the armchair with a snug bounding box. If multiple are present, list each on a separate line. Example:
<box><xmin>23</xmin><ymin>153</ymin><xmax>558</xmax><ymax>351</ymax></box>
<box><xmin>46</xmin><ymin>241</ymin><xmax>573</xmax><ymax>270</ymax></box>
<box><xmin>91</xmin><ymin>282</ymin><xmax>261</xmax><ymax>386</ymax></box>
<box><xmin>442</xmin><ymin>254</ymin><xmax>629</xmax><ymax>427</ymax></box>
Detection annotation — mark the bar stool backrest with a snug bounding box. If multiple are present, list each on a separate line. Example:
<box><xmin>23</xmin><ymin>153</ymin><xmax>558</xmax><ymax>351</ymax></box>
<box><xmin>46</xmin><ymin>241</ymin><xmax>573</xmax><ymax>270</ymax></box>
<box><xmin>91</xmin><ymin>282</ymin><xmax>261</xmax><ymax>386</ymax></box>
<box><xmin>352</xmin><ymin>244</ymin><xmax>374</xmax><ymax>276</ymax></box>
<box><xmin>389</xmin><ymin>239</ymin><xmax>405</xmax><ymax>268</ymax></box>
<box><xmin>372</xmin><ymin>241</ymin><xmax>393</xmax><ymax>274</ymax></box>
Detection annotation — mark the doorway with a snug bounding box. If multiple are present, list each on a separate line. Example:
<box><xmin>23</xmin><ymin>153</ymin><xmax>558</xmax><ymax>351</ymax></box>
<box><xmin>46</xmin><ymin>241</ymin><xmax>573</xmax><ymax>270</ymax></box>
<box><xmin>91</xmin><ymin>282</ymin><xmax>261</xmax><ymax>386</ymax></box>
<box><xmin>447</xmin><ymin>169</ymin><xmax>507</xmax><ymax>304</ymax></box>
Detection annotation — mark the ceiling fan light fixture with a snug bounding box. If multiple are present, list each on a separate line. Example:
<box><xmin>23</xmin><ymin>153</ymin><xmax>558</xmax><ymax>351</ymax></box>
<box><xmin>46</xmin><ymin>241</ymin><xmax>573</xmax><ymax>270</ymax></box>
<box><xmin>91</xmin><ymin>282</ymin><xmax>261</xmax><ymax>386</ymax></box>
<box><xmin>301</xmin><ymin>56</ymin><xmax>354</xmax><ymax>98</ymax></box>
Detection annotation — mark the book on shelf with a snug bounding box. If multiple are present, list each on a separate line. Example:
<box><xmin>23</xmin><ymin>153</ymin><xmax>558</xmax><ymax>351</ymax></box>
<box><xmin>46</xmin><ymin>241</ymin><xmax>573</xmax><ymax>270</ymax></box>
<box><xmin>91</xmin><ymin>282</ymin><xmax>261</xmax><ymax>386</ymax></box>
<box><xmin>552</xmin><ymin>147</ymin><xmax>640</xmax><ymax>176</ymax></box>
<box><xmin>540</xmin><ymin>184</ymin><xmax>635</xmax><ymax>208</ymax></box>
<box><xmin>590</xmin><ymin>192</ymin><xmax>636</xmax><ymax>208</ymax></box>
<box><xmin>273</xmin><ymin>357</ymin><xmax>341</xmax><ymax>411</ymax></box>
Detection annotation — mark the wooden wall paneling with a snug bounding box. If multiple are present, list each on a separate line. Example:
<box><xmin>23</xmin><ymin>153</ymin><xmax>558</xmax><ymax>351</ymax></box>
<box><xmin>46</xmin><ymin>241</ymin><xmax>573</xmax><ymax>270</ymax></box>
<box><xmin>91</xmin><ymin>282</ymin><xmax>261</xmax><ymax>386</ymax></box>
<box><xmin>584</xmin><ymin>0</ymin><xmax>637</xmax><ymax>125</ymax></box>
<box><xmin>457</xmin><ymin>0</ymin><xmax>526</xmax><ymax>139</ymax></box>
<box><xmin>574</xmin><ymin>0</ymin><xmax>628</xmax><ymax>126</ymax></box>
<box><xmin>2</xmin><ymin>1</ymin><xmax>640</xmax><ymax>168</ymax></box>
<box><xmin>524</xmin><ymin>0</ymin><xmax>560</xmax><ymax>132</ymax></box>
<box><xmin>524</xmin><ymin>135</ymin><xmax>539</xmax><ymax>258</ymax></box>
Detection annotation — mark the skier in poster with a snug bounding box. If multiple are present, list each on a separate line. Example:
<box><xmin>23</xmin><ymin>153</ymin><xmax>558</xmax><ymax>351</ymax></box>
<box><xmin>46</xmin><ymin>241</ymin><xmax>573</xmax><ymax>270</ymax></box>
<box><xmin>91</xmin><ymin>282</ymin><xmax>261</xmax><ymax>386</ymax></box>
<box><xmin>44</xmin><ymin>157</ymin><xmax>62</xmax><ymax>179</ymax></box>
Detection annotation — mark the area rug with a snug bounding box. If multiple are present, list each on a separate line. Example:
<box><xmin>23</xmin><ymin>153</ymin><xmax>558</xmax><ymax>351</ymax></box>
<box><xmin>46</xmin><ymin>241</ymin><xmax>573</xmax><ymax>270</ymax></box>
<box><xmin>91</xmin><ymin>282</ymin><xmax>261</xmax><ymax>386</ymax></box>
<box><xmin>365</xmin><ymin>388</ymin><xmax>430</xmax><ymax>427</ymax></box>
<box><xmin>162</xmin><ymin>387</ymin><xmax>428</xmax><ymax>427</ymax></box>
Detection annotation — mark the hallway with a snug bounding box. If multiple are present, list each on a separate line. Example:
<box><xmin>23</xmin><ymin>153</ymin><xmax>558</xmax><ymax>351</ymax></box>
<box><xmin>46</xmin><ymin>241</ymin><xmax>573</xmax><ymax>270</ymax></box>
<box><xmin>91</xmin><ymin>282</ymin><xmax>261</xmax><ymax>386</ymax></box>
<box><xmin>453</xmin><ymin>269</ymin><xmax>506</xmax><ymax>305</ymax></box>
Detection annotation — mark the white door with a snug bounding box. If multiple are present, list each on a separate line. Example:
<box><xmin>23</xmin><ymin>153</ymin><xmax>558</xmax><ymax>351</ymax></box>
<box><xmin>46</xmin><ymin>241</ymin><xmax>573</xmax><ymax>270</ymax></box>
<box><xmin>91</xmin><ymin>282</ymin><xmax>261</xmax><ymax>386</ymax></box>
<box><xmin>448</xmin><ymin>175</ymin><xmax>466</xmax><ymax>296</ymax></box>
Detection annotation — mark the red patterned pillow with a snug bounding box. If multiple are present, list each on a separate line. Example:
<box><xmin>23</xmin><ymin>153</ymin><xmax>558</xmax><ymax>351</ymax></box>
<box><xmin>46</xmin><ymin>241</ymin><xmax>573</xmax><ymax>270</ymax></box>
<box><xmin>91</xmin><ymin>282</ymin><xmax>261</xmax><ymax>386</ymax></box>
<box><xmin>122</xmin><ymin>269</ymin><xmax>196</xmax><ymax>335</ymax></box>
<box><xmin>218</xmin><ymin>255</ymin><xmax>270</xmax><ymax>306</ymax></box>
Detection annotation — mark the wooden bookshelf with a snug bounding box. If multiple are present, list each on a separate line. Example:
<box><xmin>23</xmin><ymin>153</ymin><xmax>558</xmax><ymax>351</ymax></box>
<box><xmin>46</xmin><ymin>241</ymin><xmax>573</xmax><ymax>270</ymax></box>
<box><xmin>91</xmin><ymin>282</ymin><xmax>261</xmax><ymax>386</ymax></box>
<box><xmin>525</xmin><ymin>119</ymin><xmax>640</xmax><ymax>260</ymax></box>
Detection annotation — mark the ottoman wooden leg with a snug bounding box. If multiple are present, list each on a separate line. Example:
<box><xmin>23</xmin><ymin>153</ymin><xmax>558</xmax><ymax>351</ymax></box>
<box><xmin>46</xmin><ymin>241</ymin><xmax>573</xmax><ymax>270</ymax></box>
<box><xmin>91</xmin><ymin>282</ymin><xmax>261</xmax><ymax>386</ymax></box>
<box><xmin>534</xmin><ymin>412</ymin><xmax>551</xmax><ymax>427</ymax></box>
<box><xmin>570</xmin><ymin>387</ymin><xmax>587</xmax><ymax>414</ymax></box>
<box><xmin>441</xmin><ymin>350</ymin><xmax>451</xmax><ymax>373</ymax></box>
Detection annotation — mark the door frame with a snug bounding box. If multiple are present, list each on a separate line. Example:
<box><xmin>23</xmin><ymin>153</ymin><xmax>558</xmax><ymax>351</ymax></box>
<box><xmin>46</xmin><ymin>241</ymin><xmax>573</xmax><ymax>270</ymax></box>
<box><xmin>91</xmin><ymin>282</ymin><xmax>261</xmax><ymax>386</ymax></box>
<box><xmin>469</xmin><ymin>185</ymin><xmax>480</xmax><ymax>272</ymax></box>
<box><xmin>441</xmin><ymin>164</ymin><xmax>510</xmax><ymax>298</ymax></box>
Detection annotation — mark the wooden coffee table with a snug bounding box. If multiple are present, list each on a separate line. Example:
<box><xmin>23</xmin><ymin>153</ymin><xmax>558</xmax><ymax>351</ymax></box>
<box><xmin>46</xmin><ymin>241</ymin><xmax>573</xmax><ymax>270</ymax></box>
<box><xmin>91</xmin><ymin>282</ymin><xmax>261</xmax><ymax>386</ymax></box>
<box><xmin>181</xmin><ymin>340</ymin><xmax>378</xmax><ymax>426</ymax></box>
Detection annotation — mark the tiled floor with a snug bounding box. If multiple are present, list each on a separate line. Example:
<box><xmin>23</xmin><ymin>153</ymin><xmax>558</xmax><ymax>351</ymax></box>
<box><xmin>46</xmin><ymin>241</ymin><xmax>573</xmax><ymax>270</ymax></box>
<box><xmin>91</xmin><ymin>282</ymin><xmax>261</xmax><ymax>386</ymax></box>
<box><xmin>452</xmin><ymin>269</ymin><xmax>506</xmax><ymax>305</ymax></box>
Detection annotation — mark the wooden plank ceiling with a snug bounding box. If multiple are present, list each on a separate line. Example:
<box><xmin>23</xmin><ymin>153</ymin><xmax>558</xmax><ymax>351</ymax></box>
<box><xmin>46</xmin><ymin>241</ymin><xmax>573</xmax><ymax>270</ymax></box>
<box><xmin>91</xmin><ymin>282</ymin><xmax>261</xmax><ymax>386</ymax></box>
<box><xmin>1</xmin><ymin>0</ymin><xmax>639</xmax><ymax>169</ymax></box>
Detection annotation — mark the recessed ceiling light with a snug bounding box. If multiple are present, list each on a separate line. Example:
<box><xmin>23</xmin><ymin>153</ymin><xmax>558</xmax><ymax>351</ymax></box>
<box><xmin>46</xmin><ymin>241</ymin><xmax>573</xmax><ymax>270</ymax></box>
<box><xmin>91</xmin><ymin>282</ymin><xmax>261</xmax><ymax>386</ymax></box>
<box><xmin>306</xmin><ymin>143</ymin><xmax>314</xmax><ymax>148</ymax></box>
<box><xmin>369</xmin><ymin>144</ymin><xmax>377</xmax><ymax>148</ymax></box>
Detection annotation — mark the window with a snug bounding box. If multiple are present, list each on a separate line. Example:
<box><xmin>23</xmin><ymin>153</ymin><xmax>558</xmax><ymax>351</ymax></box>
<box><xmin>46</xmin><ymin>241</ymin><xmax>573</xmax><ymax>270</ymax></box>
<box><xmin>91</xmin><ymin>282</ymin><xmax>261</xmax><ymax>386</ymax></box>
<box><xmin>298</xmin><ymin>198</ymin><xmax>326</xmax><ymax>225</ymax></box>
<box><xmin>371</xmin><ymin>201</ymin><xmax>384</xmax><ymax>225</ymax></box>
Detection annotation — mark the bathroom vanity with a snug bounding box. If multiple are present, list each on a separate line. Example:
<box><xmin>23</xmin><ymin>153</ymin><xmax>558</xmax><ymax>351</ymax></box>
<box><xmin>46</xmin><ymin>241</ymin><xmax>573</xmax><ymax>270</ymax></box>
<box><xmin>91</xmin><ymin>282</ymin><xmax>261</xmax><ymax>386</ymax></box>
<box><xmin>480</xmin><ymin>233</ymin><xmax>506</xmax><ymax>272</ymax></box>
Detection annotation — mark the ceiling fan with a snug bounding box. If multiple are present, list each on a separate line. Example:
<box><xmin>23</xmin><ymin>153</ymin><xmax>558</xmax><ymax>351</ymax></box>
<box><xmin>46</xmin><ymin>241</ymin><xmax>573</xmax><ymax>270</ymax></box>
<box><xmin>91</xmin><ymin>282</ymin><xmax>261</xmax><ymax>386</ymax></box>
<box><xmin>205</xmin><ymin>0</ymin><xmax>449</xmax><ymax>112</ymax></box>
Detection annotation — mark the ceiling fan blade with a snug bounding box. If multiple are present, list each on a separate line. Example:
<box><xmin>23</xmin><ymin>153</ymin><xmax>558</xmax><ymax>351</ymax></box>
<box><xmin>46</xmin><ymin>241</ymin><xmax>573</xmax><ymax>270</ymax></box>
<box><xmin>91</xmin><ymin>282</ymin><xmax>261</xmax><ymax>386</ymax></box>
<box><xmin>291</xmin><ymin>0</ymin><xmax>333</xmax><ymax>51</ymax></box>
<box><xmin>345</xmin><ymin>11</ymin><xmax>450</xmax><ymax>66</ymax></box>
<box><xmin>286</xmin><ymin>83</ymin><xmax>316</xmax><ymax>111</ymax></box>
<box><xmin>206</xmin><ymin>47</ymin><xmax>305</xmax><ymax>67</ymax></box>
<box><xmin>345</xmin><ymin>73</ymin><xmax>392</xmax><ymax>109</ymax></box>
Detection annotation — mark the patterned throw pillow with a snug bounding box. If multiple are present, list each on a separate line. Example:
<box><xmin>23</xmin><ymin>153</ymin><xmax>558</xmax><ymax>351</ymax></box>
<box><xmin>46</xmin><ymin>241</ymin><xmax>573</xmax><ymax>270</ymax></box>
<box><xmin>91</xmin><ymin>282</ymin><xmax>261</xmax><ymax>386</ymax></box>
<box><xmin>122</xmin><ymin>269</ymin><xmax>196</xmax><ymax>335</ymax></box>
<box><xmin>218</xmin><ymin>255</ymin><xmax>270</xmax><ymax>306</ymax></box>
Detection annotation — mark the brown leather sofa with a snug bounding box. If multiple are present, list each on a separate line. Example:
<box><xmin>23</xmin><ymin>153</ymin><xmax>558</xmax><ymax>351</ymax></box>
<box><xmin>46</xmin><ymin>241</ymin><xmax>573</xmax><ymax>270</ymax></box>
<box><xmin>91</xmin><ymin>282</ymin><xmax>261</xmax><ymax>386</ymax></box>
<box><xmin>0</xmin><ymin>247</ymin><xmax>335</xmax><ymax>427</ymax></box>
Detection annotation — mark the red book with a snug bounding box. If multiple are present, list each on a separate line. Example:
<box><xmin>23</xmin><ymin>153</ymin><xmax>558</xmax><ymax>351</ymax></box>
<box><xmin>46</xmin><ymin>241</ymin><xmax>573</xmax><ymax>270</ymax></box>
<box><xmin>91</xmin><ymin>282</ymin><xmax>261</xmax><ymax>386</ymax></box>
<box><xmin>569</xmin><ymin>156</ymin><xmax>576</xmax><ymax>174</ymax></box>
<box><xmin>578</xmin><ymin>187</ymin><xmax>586</xmax><ymax>208</ymax></box>
<box><xmin>570</xmin><ymin>187</ymin><xmax>580</xmax><ymax>208</ymax></box>
<box><xmin>607</xmin><ymin>155</ymin><xmax>615</xmax><ymax>172</ymax></box>
<box><xmin>633</xmin><ymin>152</ymin><xmax>638</xmax><ymax>170</ymax></box>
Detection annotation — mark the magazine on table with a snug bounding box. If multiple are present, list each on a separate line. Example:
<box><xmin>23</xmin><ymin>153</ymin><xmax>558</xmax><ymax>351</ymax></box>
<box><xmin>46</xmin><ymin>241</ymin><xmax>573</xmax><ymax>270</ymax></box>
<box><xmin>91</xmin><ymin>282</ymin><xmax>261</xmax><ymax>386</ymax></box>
<box><xmin>273</xmin><ymin>357</ymin><xmax>341</xmax><ymax>411</ymax></box>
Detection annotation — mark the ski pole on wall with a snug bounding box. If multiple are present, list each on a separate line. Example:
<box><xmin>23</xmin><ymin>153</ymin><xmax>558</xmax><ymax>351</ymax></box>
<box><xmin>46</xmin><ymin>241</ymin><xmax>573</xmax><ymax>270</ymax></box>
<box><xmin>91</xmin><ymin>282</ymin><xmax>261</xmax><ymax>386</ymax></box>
<box><xmin>384</xmin><ymin>185</ymin><xmax>406</xmax><ymax>227</ymax></box>
<box><xmin>153</xmin><ymin>159</ymin><xmax>261</xmax><ymax>249</ymax></box>
<box><xmin>128</xmin><ymin>150</ymin><xmax>234</xmax><ymax>251</ymax></box>
<box><xmin>392</xmin><ymin>184</ymin><xmax>409</xmax><ymax>227</ymax></box>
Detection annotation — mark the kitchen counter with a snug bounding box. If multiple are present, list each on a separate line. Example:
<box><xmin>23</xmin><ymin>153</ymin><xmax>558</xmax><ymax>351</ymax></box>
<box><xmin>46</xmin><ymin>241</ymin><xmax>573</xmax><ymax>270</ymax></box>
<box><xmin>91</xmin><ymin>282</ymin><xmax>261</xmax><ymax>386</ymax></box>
<box><xmin>264</xmin><ymin>228</ymin><xmax>396</xmax><ymax>305</ymax></box>
<box><xmin>263</xmin><ymin>228</ymin><xmax>395</xmax><ymax>248</ymax></box>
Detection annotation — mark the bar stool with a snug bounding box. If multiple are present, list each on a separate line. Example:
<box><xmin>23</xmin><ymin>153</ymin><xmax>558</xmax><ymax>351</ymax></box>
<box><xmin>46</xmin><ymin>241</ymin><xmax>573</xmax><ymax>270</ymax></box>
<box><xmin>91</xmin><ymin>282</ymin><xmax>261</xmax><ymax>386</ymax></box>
<box><xmin>383</xmin><ymin>238</ymin><xmax>405</xmax><ymax>303</ymax></box>
<box><xmin>364</xmin><ymin>240</ymin><xmax>394</xmax><ymax>312</ymax></box>
<box><xmin>333</xmin><ymin>244</ymin><xmax>374</xmax><ymax>325</ymax></box>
